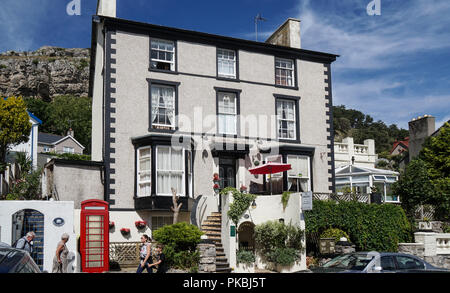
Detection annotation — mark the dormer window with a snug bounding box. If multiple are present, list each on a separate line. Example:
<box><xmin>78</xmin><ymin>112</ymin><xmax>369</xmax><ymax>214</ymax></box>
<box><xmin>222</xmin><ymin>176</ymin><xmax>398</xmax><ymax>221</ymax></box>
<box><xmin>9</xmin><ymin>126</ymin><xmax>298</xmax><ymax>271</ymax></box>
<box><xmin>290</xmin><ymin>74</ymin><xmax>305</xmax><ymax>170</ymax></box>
<box><xmin>150</xmin><ymin>39</ymin><xmax>176</xmax><ymax>71</ymax></box>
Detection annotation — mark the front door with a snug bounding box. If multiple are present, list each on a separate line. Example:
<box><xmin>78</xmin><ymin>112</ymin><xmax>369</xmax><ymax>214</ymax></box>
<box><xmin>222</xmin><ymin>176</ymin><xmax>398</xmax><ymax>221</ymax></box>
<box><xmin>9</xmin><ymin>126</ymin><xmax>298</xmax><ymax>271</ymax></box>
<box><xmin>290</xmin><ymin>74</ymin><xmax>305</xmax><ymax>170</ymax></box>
<box><xmin>219</xmin><ymin>158</ymin><xmax>236</xmax><ymax>189</ymax></box>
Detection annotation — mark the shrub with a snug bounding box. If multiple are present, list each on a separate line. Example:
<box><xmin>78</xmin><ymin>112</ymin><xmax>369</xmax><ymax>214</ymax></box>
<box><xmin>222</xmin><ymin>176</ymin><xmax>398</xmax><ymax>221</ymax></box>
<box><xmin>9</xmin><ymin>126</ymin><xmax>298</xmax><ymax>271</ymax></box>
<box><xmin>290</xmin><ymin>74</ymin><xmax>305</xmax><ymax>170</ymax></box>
<box><xmin>267</xmin><ymin>248</ymin><xmax>298</xmax><ymax>266</ymax></box>
<box><xmin>236</xmin><ymin>249</ymin><xmax>255</xmax><ymax>265</ymax></box>
<box><xmin>320</xmin><ymin>228</ymin><xmax>350</xmax><ymax>243</ymax></box>
<box><xmin>152</xmin><ymin>222</ymin><xmax>203</xmax><ymax>270</ymax></box>
<box><xmin>254</xmin><ymin>221</ymin><xmax>304</xmax><ymax>266</ymax></box>
<box><xmin>304</xmin><ymin>200</ymin><xmax>412</xmax><ymax>252</ymax></box>
<box><xmin>281</xmin><ymin>191</ymin><xmax>291</xmax><ymax>210</ymax></box>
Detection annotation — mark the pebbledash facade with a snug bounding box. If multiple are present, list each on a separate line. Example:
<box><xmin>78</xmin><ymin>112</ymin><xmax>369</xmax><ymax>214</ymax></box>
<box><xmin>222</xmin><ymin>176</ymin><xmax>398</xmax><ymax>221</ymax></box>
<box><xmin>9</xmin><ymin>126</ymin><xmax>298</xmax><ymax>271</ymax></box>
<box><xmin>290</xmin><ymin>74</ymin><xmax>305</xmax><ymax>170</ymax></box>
<box><xmin>89</xmin><ymin>9</ymin><xmax>338</xmax><ymax>242</ymax></box>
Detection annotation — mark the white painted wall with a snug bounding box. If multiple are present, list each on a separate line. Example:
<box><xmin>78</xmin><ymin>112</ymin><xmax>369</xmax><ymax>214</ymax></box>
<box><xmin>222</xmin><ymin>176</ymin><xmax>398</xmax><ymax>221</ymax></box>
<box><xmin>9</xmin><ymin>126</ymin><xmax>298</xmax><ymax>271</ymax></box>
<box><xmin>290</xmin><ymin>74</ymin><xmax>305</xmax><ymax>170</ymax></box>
<box><xmin>9</xmin><ymin>117</ymin><xmax>39</xmax><ymax>169</ymax></box>
<box><xmin>221</xmin><ymin>192</ymin><xmax>306</xmax><ymax>272</ymax></box>
<box><xmin>0</xmin><ymin>201</ymin><xmax>78</xmax><ymax>272</ymax></box>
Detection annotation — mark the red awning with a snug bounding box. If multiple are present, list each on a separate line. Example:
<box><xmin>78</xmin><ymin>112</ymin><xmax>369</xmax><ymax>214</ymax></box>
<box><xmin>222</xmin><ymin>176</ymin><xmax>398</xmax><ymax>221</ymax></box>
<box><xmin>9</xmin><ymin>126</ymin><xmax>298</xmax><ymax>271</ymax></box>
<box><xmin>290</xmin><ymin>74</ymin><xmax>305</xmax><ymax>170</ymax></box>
<box><xmin>249</xmin><ymin>163</ymin><xmax>292</xmax><ymax>175</ymax></box>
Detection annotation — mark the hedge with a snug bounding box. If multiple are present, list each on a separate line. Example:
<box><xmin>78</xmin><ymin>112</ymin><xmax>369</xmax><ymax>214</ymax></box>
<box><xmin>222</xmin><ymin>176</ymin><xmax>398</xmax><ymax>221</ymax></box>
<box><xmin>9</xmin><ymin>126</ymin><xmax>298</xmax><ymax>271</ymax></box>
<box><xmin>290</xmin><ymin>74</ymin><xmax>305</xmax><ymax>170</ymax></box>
<box><xmin>304</xmin><ymin>200</ymin><xmax>412</xmax><ymax>252</ymax></box>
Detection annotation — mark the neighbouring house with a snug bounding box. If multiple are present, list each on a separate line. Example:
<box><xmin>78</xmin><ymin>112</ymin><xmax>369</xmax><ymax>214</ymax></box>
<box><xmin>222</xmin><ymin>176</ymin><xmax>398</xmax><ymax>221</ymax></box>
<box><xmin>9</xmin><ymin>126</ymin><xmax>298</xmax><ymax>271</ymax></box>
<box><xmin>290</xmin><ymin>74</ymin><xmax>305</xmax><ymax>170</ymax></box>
<box><xmin>408</xmin><ymin>115</ymin><xmax>448</xmax><ymax>161</ymax></box>
<box><xmin>334</xmin><ymin>137</ymin><xmax>377</xmax><ymax>169</ymax></box>
<box><xmin>50</xmin><ymin>0</ymin><xmax>337</xmax><ymax>272</ymax></box>
<box><xmin>335</xmin><ymin>165</ymin><xmax>400</xmax><ymax>203</ymax></box>
<box><xmin>7</xmin><ymin>111</ymin><xmax>41</xmax><ymax>170</ymax></box>
<box><xmin>38</xmin><ymin>130</ymin><xmax>85</xmax><ymax>155</ymax></box>
<box><xmin>390</xmin><ymin>137</ymin><xmax>409</xmax><ymax>156</ymax></box>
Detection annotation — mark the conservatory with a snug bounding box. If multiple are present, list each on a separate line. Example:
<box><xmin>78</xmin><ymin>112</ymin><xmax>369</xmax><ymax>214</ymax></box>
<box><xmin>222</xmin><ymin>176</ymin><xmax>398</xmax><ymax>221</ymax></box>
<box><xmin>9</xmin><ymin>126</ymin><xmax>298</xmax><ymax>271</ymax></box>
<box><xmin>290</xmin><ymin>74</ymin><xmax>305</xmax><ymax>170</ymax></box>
<box><xmin>335</xmin><ymin>165</ymin><xmax>400</xmax><ymax>203</ymax></box>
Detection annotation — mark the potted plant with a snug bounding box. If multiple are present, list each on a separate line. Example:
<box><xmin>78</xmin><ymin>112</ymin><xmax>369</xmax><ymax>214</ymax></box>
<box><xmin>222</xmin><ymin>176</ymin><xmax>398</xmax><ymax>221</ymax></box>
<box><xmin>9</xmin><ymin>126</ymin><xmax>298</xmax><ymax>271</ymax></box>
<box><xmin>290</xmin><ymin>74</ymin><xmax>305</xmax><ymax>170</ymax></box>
<box><xmin>109</xmin><ymin>221</ymin><xmax>115</xmax><ymax>229</ymax></box>
<box><xmin>240</xmin><ymin>185</ymin><xmax>248</xmax><ymax>193</ymax></box>
<box><xmin>135</xmin><ymin>221</ymin><xmax>147</xmax><ymax>229</ymax></box>
<box><xmin>120</xmin><ymin>228</ymin><xmax>130</xmax><ymax>235</ymax></box>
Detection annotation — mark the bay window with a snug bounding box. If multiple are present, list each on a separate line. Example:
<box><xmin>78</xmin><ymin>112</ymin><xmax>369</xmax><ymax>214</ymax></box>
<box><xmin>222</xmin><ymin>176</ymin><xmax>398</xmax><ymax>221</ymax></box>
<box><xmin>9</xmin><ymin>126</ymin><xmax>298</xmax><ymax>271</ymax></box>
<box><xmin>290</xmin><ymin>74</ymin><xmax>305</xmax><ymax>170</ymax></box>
<box><xmin>275</xmin><ymin>57</ymin><xmax>295</xmax><ymax>87</ymax></box>
<box><xmin>156</xmin><ymin>146</ymin><xmax>184</xmax><ymax>196</ymax></box>
<box><xmin>287</xmin><ymin>155</ymin><xmax>310</xmax><ymax>192</ymax></box>
<box><xmin>150</xmin><ymin>39</ymin><xmax>175</xmax><ymax>71</ymax></box>
<box><xmin>217</xmin><ymin>48</ymin><xmax>237</xmax><ymax>79</ymax></box>
<box><xmin>137</xmin><ymin>146</ymin><xmax>152</xmax><ymax>197</ymax></box>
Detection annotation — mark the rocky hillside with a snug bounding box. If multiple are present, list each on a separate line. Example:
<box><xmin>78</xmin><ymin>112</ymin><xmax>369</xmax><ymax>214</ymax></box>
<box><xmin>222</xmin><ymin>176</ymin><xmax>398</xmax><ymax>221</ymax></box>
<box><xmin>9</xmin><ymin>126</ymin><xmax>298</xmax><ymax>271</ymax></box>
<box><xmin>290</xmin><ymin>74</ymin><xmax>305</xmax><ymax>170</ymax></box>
<box><xmin>0</xmin><ymin>46</ymin><xmax>90</xmax><ymax>100</ymax></box>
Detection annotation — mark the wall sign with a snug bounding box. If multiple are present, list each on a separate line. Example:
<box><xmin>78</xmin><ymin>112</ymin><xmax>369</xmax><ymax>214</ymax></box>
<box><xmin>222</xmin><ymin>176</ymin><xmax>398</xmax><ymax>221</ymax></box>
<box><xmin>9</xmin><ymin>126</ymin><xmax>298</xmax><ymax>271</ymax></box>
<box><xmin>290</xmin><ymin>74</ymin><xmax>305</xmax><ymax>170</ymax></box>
<box><xmin>301</xmin><ymin>191</ymin><xmax>313</xmax><ymax>211</ymax></box>
<box><xmin>230</xmin><ymin>225</ymin><xmax>236</xmax><ymax>237</ymax></box>
<box><xmin>53</xmin><ymin>217</ymin><xmax>65</xmax><ymax>227</ymax></box>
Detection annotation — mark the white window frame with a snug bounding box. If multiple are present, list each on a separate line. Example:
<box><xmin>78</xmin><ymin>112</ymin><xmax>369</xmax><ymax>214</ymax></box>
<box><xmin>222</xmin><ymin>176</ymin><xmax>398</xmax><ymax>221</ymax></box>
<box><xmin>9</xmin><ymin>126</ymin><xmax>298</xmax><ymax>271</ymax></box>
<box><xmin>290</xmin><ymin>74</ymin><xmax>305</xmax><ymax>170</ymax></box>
<box><xmin>150</xmin><ymin>38</ymin><xmax>175</xmax><ymax>71</ymax></box>
<box><xmin>43</xmin><ymin>146</ymin><xmax>51</xmax><ymax>153</ymax></box>
<box><xmin>275</xmin><ymin>57</ymin><xmax>295</xmax><ymax>87</ymax></box>
<box><xmin>187</xmin><ymin>150</ymin><xmax>193</xmax><ymax>198</ymax></box>
<box><xmin>136</xmin><ymin>146</ymin><xmax>152</xmax><ymax>197</ymax></box>
<box><xmin>287</xmin><ymin>155</ymin><xmax>311</xmax><ymax>192</ymax></box>
<box><xmin>155</xmin><ymin>146</ymin><xmax>185</xmax><ymax>196</ymax></box>
<box><xmin>217</xmin><ymin>92</ymin><xmax>237</xmax><ymax>135</ymax></box>
<box><xmin>217</xmin><ymin>48</ymin><xmax>236</xmax><ymax>79</ymax></box>
<box><xmin>276</xmin><ymin>99</ymin><xmax>297</xmax><ymax>140</ymax></box>
<box><xmin>263</xmin><ymin>154</ymin><xmax>283</xmax><ymax>178</ymax></box>
<box><xmin>151</xmin><ymin>85</ymin><xmax>176</xmax><ymax>129</ymax></box>
<box><xmin>63</xmin><ymin>147</ymin><xmax>74</xmax><ymax>154</ymax></box>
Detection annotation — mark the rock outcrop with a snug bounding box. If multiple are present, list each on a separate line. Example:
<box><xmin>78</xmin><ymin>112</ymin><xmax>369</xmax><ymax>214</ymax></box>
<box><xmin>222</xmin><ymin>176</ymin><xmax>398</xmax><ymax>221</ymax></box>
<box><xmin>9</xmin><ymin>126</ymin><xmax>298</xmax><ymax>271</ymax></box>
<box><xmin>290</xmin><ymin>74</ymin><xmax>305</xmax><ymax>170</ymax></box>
<box><xmin>0</xmin><ymin>46</ymin><xmax>90</xmax><ymax>100</ymax></box>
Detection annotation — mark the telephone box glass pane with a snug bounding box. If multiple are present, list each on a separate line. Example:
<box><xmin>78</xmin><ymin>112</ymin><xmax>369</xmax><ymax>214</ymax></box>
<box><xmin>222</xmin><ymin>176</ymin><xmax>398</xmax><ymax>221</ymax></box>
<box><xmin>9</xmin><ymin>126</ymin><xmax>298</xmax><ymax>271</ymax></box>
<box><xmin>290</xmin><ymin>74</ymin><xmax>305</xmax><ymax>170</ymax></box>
<box><xmin>85</xmin><ymin>215</ymin><xmax>105</xmax><ymax>268</ymax></box>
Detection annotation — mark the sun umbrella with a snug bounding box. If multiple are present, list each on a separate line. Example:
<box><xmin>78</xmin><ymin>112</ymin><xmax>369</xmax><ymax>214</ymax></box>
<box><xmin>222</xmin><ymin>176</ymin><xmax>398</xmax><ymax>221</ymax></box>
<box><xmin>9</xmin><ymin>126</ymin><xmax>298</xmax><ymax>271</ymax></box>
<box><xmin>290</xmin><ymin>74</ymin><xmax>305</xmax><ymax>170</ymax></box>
<box><xmin>249</xmin><ymin>163</ymin><xmax>292</xmax><ymax>194</ymax></box>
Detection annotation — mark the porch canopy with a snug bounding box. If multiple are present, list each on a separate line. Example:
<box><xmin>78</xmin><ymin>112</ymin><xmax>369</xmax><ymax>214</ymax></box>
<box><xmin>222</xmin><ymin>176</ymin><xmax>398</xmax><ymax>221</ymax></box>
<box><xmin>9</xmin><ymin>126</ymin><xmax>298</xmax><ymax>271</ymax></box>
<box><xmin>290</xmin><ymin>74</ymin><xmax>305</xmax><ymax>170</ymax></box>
<box><xmin>249</xmin><ymin>163</ymin><xmax>292</xmax><ymax>194</ymax></box>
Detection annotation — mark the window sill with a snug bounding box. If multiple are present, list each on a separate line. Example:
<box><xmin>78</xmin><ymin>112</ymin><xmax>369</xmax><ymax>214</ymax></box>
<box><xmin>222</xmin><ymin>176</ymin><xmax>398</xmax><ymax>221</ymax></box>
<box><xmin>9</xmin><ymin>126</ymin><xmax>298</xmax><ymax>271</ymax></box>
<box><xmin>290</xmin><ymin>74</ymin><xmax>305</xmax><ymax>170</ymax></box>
<box><xmin>278</xmin><ymin>138</ymin><xmax>301</xmax><ymax>144</ymax></box>
<box><xmin>274</xmin><ymin>84</ymin><xmax>299</xmax><ymax>90</ymax></box>
<box><xmin>148</xmin><ymin>68</ymin><xmax>179</xmax><ymax>75</ymax></box>
<box><xmin>148</xmin><ymin>127</ymin><xmax>177</xmax><ymax>134</ymax></box>
<box><xmin>216</xmin><ymin>76</ymin><xmax>240</xmax><ymax>82</ymax></box>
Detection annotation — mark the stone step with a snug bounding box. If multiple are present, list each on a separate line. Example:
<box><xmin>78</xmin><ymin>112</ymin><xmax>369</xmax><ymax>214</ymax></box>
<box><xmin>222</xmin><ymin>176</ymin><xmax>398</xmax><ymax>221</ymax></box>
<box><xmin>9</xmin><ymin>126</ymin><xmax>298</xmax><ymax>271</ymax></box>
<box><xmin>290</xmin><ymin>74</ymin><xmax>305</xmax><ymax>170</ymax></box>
<box><xmin>216</xmin><ymin>256</ymin><xmax>227</xmax><ymax>262</ymax></box>
<box><xmin>216</xmin><ymin>267</ymin><xmax>232</xmax><ymax>273</ymax></box>
<box><xmin>216</xmin><ymin>262</ymin><xmax>230</xmax><ymax>268</ymax></box>
<box><xmin>211</xmin><ymin>212</ymin><xmax>222</xmax><ymax>216</ymax></box>
<box><xmin>201</xmin><ymin>225</ymin><xmax>221</xmax><ymax>231</ymax></box>
<box><xmin>202</xmin><ymin>221</ymin><xmax>221</xmax><ymax>226</ymax></box>
<box><xmin>205</xmin><ymin>231</ymin><xmax>221</xmax><ymax>236</ymax></box>
<box><xmin>206</xmin><ymin>217</ymin><xmax>221</xmax><ymax>221</ymax></box>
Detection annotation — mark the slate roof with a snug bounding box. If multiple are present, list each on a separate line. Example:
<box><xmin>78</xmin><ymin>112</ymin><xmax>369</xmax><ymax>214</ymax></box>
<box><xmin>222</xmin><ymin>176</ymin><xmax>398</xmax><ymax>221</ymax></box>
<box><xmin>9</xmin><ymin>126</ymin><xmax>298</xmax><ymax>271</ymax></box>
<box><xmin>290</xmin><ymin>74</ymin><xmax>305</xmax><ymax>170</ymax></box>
<box><xmin>38</xmin><ymin>132</ymin><xmax>65</xmax><ymax>145</ymax></box>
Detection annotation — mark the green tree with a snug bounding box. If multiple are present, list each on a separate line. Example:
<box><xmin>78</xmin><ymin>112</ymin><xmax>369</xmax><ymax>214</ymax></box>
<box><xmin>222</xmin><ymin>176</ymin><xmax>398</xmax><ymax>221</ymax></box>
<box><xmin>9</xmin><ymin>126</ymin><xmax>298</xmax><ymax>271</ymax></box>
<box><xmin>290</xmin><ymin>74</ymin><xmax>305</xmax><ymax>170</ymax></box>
<box><xmin>0</xmin><ymin>96</ymin><xmax>32</xmax><ymax>172</ymax></box>
<box><xmin>418</xmin><ymin>122</ymin><xmax>450</xmax><ymax>220</ymax></box>
<box><xmin>392</xmin><ymin>158</ymin><xmax>436</xmax><ymax>220</ymax></box>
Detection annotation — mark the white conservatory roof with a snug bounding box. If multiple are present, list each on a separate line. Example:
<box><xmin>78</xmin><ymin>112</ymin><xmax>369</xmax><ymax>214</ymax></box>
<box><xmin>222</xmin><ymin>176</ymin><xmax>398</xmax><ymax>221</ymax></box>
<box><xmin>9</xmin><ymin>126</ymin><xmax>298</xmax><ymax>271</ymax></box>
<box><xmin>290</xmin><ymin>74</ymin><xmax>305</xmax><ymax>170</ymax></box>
<box><xmin>335</xmin><ymin>165</ymin><xmax>399</xmax><ymax>177</ymax></box>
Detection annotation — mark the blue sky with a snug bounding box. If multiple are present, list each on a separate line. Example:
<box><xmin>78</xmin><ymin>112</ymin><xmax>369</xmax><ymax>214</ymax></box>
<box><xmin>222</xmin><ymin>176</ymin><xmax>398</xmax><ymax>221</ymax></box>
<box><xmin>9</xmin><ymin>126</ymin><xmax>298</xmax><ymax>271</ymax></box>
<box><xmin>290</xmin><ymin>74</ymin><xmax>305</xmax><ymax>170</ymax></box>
<box><xmin>0</xmin><ymin>0</ymin><xmax>449</xmax><ymax>129</ymax></box>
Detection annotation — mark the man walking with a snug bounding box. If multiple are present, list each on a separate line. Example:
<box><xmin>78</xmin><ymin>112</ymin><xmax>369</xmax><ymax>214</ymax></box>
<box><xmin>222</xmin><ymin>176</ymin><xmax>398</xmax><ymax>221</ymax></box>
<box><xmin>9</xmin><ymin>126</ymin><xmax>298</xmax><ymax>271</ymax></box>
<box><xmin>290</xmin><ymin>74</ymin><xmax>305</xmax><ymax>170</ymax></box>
<box><xmin>15</xmin><ymin>231</ymin><xmax>35</xmax><ymax>254</ymax></box>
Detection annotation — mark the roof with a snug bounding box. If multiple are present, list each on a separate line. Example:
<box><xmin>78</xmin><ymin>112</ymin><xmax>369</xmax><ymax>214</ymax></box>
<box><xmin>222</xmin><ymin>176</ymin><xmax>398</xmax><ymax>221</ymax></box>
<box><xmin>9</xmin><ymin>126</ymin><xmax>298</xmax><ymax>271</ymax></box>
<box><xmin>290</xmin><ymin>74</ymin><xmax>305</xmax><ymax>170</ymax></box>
<box><xmin>27</xmin><ymin>111</ymin><xmax>42</xmax><ymax>125</ymax></box>
<box><xmin>38</xmin><ymin>132</ymin><xmax>85</xmax><ymax>149</ymax></box>
<box><xmin>38</xmin><ymin>132</ymin><xmax>65</xmax><ymax>144</ymax></box>
<box><xmin>335</xmin><ymin>165</ymin><xmax>399</xmax><ymax>176</ymax></box>
<box><xmin>390</xmin><ymin>137</ymin><xmax>409</xmax><ymax>154</ymax></box>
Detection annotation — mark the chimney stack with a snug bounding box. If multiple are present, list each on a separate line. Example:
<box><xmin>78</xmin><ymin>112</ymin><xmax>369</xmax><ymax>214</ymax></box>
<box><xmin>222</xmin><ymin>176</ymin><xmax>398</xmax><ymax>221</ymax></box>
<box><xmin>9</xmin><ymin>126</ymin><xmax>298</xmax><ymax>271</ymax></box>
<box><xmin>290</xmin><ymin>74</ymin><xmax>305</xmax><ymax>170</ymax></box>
<box><xmin>266</xmin><ymin>18</ymin><xmax>301</xmax><ymax>49</ymax></box>
<box><xmin>408</xmin><ymin>115</ymin><xmax>435</xmax><ymax>160</ymax></box>
<box><xmin>67</xmin><ymin>128</ymin><xmax>74</xmax><ymax>137</ymax></box>
<box><xmin>97</xmin><ymin>0</ymin><xmax>116</xmax><ymax>17</ymax></box>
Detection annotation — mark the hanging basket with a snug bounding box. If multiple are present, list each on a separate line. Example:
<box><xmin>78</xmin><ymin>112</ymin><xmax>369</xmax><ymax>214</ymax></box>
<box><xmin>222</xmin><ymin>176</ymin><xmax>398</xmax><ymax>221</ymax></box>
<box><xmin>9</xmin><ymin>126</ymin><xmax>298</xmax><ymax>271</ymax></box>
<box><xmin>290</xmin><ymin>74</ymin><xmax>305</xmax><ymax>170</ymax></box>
<box><xmin>135</xmin><ymin>221</ymin><xmax>147</xmax><ymax>229</ymax></box>
<box><xmin>120</xmin><ymin>228</ymin><xmax>130</xmax><ymax>235</ymax></box>
<box><xmin>109</xmin><ymin>221</ymin><xmax>115</xmax><ymax>229</ymax></box>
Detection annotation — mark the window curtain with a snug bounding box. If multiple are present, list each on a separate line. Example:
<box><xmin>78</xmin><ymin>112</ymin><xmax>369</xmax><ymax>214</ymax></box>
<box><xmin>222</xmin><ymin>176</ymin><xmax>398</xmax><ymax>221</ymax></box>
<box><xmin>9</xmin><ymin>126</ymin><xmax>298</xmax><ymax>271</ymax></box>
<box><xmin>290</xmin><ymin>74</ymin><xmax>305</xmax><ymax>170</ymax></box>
<box><xmin>152</xmin><ymin>86</ymin><xmax>174</xmax><ymax>126</ymax></box>
<box><xmin>138</xmin><ymin>147</ymin><xmax>151</xmax><ymax>196</ymax></box>
<box><xmin>156</xmin><ymin>147</ymin><xmax>183</xmax><ymax>195</ymax></box>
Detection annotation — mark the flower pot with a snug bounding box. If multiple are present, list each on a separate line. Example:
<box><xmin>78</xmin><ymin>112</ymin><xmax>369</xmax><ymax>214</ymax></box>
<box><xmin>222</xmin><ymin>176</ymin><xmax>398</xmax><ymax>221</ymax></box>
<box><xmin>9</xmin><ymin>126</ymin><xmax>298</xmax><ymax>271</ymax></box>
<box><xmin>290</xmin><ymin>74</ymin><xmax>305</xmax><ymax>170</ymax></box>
<box><xmin>135</xmin><ymin>221</ymin><xmax>147</xmax><ymax>229</ymax></box>
<box><xmin>120</xmin><ymin>228</ymin><xmax>130</xmax><ymax>235</ymax></box>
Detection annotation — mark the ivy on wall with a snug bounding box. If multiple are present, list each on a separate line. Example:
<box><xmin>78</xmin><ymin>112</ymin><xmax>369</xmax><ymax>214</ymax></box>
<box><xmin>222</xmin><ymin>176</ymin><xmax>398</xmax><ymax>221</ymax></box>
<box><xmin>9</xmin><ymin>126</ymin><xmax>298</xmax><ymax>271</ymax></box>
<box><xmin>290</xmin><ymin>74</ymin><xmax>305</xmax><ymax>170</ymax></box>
<box><xmin>304</xmin><ymin>200</ymin><xmax>412</xmax><ymax>252</ymax></box>
<box><xmin>220</xmin><ymin>187</ymin><xmax>256</xmax><ymax>225</ymax></box>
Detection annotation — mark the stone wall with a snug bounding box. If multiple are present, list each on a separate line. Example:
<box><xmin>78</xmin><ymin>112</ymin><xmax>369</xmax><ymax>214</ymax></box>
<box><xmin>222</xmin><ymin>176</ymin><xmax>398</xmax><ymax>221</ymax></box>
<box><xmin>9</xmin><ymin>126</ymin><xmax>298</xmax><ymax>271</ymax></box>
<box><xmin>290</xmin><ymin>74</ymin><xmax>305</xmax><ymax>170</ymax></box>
<box><xmin>197</xmin><ymin>241</ymin><xmax>216</xmax><ymax>273</ymax></box>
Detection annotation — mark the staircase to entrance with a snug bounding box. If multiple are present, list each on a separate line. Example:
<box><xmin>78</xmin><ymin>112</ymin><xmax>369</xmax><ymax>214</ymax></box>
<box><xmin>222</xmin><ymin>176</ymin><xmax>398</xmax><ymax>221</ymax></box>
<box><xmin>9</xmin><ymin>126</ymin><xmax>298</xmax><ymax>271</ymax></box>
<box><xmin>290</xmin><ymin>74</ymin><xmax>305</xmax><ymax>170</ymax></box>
<box><xmin>201</xmin><ymin>212</ymin><xmax>232</xmax><ymax>273</ymax></box>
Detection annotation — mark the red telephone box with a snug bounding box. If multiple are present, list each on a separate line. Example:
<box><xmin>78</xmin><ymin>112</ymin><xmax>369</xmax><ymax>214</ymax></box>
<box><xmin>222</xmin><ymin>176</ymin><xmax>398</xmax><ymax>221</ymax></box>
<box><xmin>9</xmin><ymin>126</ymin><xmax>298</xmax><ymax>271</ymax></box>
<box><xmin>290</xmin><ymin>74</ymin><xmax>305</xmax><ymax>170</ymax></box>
<box><xmin>80</xmin><ymin>199</ymin><xmax>109</xmax><ymax>273</ymax></box>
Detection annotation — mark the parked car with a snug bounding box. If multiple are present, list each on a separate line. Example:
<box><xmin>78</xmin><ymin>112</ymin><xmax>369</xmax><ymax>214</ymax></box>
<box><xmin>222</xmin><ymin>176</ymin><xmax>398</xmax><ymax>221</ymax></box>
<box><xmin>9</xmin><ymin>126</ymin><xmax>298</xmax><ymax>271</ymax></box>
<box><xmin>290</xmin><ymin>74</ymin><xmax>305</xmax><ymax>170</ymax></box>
<box><xmin>309</xmin><ymin>252</ymin><xmax>449</xmax><ymax>273</ymax></box>
<box><xmin>0</xmin><ymin>245</ymin><xmax>42</xmax><ymax>273</ymax></box>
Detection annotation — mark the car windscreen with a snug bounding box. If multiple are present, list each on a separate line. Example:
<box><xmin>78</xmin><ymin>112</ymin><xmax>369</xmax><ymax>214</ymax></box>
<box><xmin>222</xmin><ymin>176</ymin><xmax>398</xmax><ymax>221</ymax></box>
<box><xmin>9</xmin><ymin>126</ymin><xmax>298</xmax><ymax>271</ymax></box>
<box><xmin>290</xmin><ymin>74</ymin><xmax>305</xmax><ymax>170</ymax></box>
<box><xmin>322</xmin><ymin>254</ymin><xmax>374</xmax><ymax>271</ymax></box>
<box><xmin>0</xmin><ymin>249</ymin><xmax>25</xmax><ymax>273</ymax></box>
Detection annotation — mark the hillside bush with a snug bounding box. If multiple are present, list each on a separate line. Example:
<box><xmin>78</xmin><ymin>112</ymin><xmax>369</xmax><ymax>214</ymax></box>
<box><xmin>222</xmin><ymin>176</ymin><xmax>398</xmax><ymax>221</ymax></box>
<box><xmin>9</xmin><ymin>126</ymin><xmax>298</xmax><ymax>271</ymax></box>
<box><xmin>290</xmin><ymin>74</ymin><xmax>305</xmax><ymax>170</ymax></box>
<box><xmin>304</xmin><ymin>200</ymin><xmax>411</xmax><ymax>252</ymax></box>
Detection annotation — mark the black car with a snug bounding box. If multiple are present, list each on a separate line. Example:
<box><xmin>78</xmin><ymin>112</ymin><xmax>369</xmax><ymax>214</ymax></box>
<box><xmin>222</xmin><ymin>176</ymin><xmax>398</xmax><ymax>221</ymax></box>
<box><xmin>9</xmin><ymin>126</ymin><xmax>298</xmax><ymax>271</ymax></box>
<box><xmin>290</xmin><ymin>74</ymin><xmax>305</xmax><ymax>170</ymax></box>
<box><xmin>0</xmin><ymin>244</ymin><xmax>42</xmax><ymax>273</ymax></box>
<box><xmin>309</xmin><ymin>252</ymin><xmax>449</xmax><ymax>273</ymax></box>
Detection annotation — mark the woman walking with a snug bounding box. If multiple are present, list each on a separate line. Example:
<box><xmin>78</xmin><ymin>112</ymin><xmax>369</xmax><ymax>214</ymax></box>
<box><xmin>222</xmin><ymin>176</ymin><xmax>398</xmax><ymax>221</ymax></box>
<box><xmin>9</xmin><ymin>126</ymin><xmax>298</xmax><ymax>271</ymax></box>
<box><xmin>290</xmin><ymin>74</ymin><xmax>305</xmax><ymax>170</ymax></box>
<box><xmin>136</xmin><ymin>234</ymin><xmax>152</xmax><ymax>273</ymax></box>
<box><xmin>52</xmin><ymin>233</ymin><xmax>70</xmax><ymax>273</ymax></box>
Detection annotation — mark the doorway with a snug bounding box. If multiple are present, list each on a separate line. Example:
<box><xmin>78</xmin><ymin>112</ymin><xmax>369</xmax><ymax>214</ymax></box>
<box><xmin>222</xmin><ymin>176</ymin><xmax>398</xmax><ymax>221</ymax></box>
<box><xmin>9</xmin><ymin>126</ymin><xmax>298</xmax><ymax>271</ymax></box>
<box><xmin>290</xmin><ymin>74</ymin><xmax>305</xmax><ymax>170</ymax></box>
<box><xmin>11</xmin><ymin>209</ymin><xmax>45</xmax><ymax>271</ymax></box>
<box><xmin>219</xmin><ymin>157</ymin><xmax>236</xmax><ymax>189</ymax></box>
